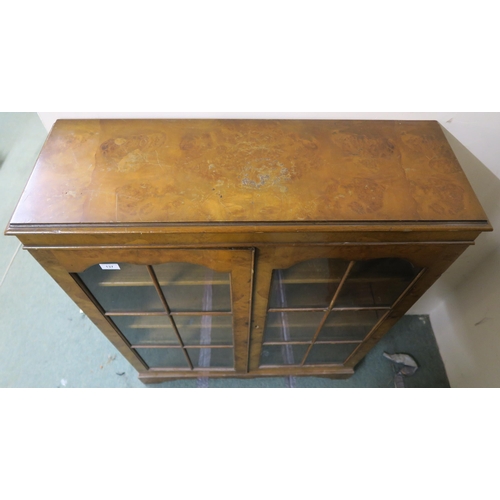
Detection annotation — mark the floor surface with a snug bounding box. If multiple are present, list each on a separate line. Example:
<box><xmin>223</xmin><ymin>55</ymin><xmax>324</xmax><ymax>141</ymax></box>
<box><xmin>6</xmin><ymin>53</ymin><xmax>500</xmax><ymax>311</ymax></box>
<box><xmin>0</xmin><ymin>113</ymin><xmax>450</xmax><ymax>388</ymax></box>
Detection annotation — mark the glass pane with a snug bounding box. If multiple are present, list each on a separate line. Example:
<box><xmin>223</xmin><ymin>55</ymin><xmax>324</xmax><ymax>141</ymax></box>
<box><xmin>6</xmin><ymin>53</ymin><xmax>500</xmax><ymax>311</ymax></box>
<box><xmin>187</xmin><ymin>348</ymin><xmax>234</xmax><ymax>369</ymax></box>
<box><xmin>174</xmin><ymin>315</ymin><xmax>233</xmax><ymax>346</ymax></box>
<box><xmin>305</xmin><ymin>343</ymin><xmax>359</xmax><ymax>365</ymax></box>
<box><xmin>335</xmin><ymin>258</ymin><xmax>422</xmax><ymax>308</ymax></box>
<box><xmin>111</xmin><ymin>315</ymin><xmax>179</xmax><ymax>346</ymax></box>
<box><xmin>154</xmin><ymin>263</ymin><xmax>231</xmax><ymax>312</ymax></box>
<box><xmin>317</xmin><ymin>310</ymin><xmax>384</xmax><ymax>342</ymax></box>
<box><xmin>79</xmin><ymin>263</ymin><xmax>164</xmax><ymax>312</ymax></box>
<box><xmin>269</xmin><ymin>259</ymin><xmax>349</xmax><ymax>309</ymax></box>
<box><xmin>136</xmin><ymin>347</ymin><xmax>188</xmax><ymax>369</ymax></box>
<box><xmin>259</xmin><ymin>344</ymin><xmax>309</xmax><ymax>366</ymax></box>
<box><xmin>263</xmin><ymin>311</ymin><xmax>324</xmax><ymax>342</ymax></box>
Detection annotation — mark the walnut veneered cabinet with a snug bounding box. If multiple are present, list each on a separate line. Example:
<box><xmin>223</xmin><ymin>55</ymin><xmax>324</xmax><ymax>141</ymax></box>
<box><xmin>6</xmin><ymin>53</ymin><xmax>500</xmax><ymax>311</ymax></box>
<box><xmin>5</xmin><ymin>119</ymin><xmax>491</xmax><ymax>383</ymax></box>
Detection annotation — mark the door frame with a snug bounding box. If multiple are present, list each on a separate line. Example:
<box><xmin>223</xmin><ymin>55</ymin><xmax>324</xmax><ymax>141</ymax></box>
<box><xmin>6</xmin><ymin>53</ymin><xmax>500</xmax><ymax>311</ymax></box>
<box><xmin>248</xmin><ymin>243</ymin><xmax>470</xmax><ymax>374</ymax></box>
<box><xmin>31</xmin><ymin>247</ymin><xmax>255</xmax><ymax>376</ymax></box>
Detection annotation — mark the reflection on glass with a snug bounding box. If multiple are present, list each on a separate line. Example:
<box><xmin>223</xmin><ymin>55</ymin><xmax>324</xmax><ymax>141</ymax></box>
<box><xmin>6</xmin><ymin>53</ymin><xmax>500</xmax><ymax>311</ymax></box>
<box><xmin>260</xmin><ymin>258</ymin><xmax>422</xmax><ymax>368</ymax></box>
<box><xmin>268</xmin><ymin>259</ymin><xmax>349</xmax><ymax>309</ymax></box>
<box><xmin>187</xmin><ymin>348</ymin><xmax>234</xmax><ymax>369</ymax></box>
<box><xmin>335</xmin><ymin>258</ymin><xmax>421</xmax><ymax>308</ymax></box>
<box><xmin>305</xmin><ymin>343</ymin><xmax>358</xmax><ymax>365</ymax></box>
<box><xmin>175</xmin><ymin>315</ymin><xmax>233</xmax><ymax>346</ymax></box>
<box><xmin>79</xmin><ymin>263</ymin><xmax>164</xmax><ymax>312</ymax></box>
<box><xmin>111</xmin><ymin>315</ymin><xmax>178</xmax><ymax>346</ymax></box>
<box><xmin>259</xmin><ymin>344</ymin><xmax>309</xmax><ymax>366</ymax></box>
<box><xmin>136</xmin><ymin>347</ymin><xmax>188</xmax><ymax>369</ymax></box>
<box><xmin>154</xmin><ymin>263</ymin><xmax>231</xmax><ymax>312</ymax></box>
<box><xmin>263</xmin><ymin>311</ymin><xmax>324</xmax><ymax>343</ymax></box>
<box><xmin>317</xmin><ymin>310</ymin><xmax>384</xmax><ymax>342</ymax></box>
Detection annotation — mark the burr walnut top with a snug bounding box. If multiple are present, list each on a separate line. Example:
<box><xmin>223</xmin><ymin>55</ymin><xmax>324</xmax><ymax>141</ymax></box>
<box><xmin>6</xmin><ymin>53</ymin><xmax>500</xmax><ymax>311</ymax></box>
<box><xmin>8</xmin><ymin>119</ymin><xmax>489</xmax><ymax>227</ymax></box>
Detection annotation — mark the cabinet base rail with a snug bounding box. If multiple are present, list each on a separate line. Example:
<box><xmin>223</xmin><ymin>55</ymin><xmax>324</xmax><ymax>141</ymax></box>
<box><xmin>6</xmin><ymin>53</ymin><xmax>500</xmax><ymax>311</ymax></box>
<box><xmin>139</xmin><ymin>368</ymin><xmax>355</xmax><ymax>384</ymax></box>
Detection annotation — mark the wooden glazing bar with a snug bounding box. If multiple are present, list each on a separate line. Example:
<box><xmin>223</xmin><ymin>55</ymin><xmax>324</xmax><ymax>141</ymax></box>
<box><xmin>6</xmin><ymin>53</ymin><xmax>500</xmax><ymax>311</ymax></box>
<box><xmin>70</xmin><ymin>273</ymin><xmax>149</xmax><ymax>370</ymax></box>
<box><xmin>105</xmin><ymin>311</ymin><xmax>169</xmax><ymax>316</ymax></box>
<box><xmin>187</xmin><ymin>345</ymin><xmax>233</xmax><ymax>349</ymax></box>
<box><xmin>300</xmin><ymin>260</ymin><xmax>356</xmax><ymax>366</ymax></box>
<box><xmin>147</xmin><ymin>265</ymin><xmax>193</xmax><ymax>370</ymax></box>
<box><xmin>387</xmin><ymin>268</ymin><xmax>428</xmax><ymax>310</ymax></box>
<box><xmin>147</xmin><ymin>265</ymin><xmax>173</xmax><ymax>313</ymax></box>
<box><xmin>263</xmin><ymin>341</ymin><xmax>311</xmax><ymax>345</ymax></box>
<box><xmin>268</xmin><ymin>306</ymin><xmax>391</xmax><ymax>313</ymax></box>
<box><xmin>124</xmin><ymin>323</ymin><xmax>233</xmax><ymax>330</ymax></box>
<box><xmin>170</xmin><ymin>311</ymin><xmax>233</xmax><ymax>317</ymax></box>
<box><xmin>331</xmin><ymin>306</ymin><xmax>391</xmax><ymax>311</ymax></box>
<box><xmin>246</xmin><ymin>250</ymin><xmax>255</xmax><ymax>373</ymax></box>
<box><xmin>266</xmin><ymin>321</ymin><xmax>380</xmax><ymax>328</ymax></box>
<box><xmin>104</xmin><ymin>310</ymin><xmax>233</xmax><ymax>317</ymax></box>
<box><xmin>278</xmin><ymin>279</ymin><xmax>342</xmax><ymax>284</ymax></box>
<box><xmin>262</xmin><ymin>340</ymin><xmax>362</xmax><ymax>346</ymax></box>
<box><xmin>315</xmin><ymin>340</ymin><xmax>362</xmax><ymax>345</ymax></box>
<box><xmin>268</xmin><ymin>307</ymin><xmax>328</xmax><ymax>313</ymax></box>
<box><xmin>228</xmin><ymin>265</ymin><xmax>234</xmax><ymax>316</ymax></box>
<box><xmin>343</xmin><ymin>268</ymin><xmax>427</xmax><ymax>366</ymax></box>
<box><xmin>270</xmin><ymin>276</ymin><xmax>421</xmax><ymax>285</ymax></box>
<box><xmin>131</xmin><ymin>344</ymin><xmax>233</xmax><ymax>349</ymax></box>
<box><xmin>99</xmin><ymin>280</ymin><xmax>230</xmax><ymax>287</ymax></box>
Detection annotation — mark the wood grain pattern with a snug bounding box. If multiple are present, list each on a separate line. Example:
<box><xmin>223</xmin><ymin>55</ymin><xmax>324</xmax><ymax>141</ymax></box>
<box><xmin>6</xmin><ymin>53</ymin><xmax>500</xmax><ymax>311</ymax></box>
<box><xmin>50</xmin><ymin>248</ymin><xmax>254</xmax><ymax>375</ymax></box>
<box><xmin>138</xmin><ymin>366</ymin><xmax>355</xmax><ymax>383</ymax></box>
<box><xmin>9</xmin><ymin>119</ymin><xmax>489</xmax><ymax>227</ymax></box>
<box><xmin>5</xmin><ymin>120</ymin><xmax>492</xmax><ymax>382</ymax></box>
<box><xmin>8</xmin><ymin>228</ymin><xmax>489</xmax><ymax>250</ymax></box>
<box><xmin>247</xmin><ymin>243</ymin><xmax>470</xmax><ymax>372</ymax></box>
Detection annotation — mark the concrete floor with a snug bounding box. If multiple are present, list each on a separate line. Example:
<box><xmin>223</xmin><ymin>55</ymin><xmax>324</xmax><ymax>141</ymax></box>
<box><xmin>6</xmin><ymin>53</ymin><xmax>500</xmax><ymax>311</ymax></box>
<box><xmin>0</xmin><ymin>113</ymin><xmax>450</xmax><ymax>388</ymax></box>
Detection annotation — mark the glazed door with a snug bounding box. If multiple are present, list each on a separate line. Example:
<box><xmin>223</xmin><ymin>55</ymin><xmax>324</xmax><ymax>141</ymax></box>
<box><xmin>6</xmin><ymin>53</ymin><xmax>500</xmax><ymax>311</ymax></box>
<box><xmin>249</xmin><ymin>245</ymin><xmax>437</xmax><ymax>373</ymax></box>
<box><xmin>51</xmin><ymin>248</ymin><xmax>254</xmax><ymax>375</ymax></box>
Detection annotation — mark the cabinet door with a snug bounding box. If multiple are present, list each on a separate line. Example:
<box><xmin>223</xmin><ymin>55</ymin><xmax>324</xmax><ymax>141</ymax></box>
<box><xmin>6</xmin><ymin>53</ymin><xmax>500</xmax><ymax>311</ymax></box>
<box><xmin>50</xmin><ymin>248</ymin><xmax>254</xmax><ymax>375</ymax></box>
<box><xmin>249</xmin><ymin>244</ymin><xmax>463</xmax><ymax>374</ymax></box>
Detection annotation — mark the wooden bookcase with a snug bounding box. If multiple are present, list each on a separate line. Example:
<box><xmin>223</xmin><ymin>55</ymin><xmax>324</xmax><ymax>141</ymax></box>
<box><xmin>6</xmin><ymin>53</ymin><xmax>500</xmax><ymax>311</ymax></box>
<box><xmin>5</xmin><ymin>119</ymin><xmax>491</xmax><ymax>383</ymax></box>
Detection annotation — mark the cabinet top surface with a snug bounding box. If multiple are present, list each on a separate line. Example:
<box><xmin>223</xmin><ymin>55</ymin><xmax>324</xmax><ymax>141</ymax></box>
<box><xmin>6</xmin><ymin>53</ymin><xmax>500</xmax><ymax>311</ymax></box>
<box><xmin>9</xmin><ymin>119</ymin><xmax>488</xmax><ymax>228</ymax></box>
